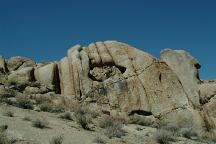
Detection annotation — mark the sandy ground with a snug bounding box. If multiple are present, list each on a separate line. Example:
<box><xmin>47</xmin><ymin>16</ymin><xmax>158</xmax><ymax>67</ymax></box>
<box><xmin>0</xmin><ymin>104</ymin><xmax>204</xmax><ymax>144</ymax></box>
<box><xmin>0</xmin><ymin>104</ymin><xmax>98</xmax><ymax>144</ymax></box>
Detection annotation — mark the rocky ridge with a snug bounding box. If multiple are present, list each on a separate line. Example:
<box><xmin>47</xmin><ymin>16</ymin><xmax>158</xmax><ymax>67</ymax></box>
<box><xmin>0</xmin><ymin>41</ymin><xmax>216</xmax><ymax>136</ymax></box>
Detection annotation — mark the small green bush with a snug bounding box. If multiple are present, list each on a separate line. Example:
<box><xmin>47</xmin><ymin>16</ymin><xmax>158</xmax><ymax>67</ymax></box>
<box><xmin>76</xmin><ymin>114</ymin><xmax>92</xmax><ymax>130</ymax></box>
<box><xmin>39</xmin><ymin>102</ymin><xmax>53</xmax><ymax>112</ymax></box>
<box><xmin>73</xmin><ymin>106</ymin><xmax>99</xmax><ymax>118</ymax></box>
<box><xmin>104</xmin><ymin>123</ymin><xmax>126</xmax><ymax>138</ymax></box>
<box><xmin>4</xmin><ymin>111</ymin><xmax>14</xmax><ymax>117</ymax></box>
<box><xmin>16</xmin><ymin>97</ymin><xmax>34</xmax><ymax>109</ymax></box>
<box><xmin>74</xmin><ymin>106</ymin><xmax>99</xmax><ymax>130</ymax></box>
<box><xmin>129</xmin><ymin>115</ymin><xmax>153</xmax><ymax>126</ymax></box>
<box><xmin>161</xmin><ymin>123</ymin><xmax>180</xmax><ymax>134</ymax></box>
<box><xmin>32</xmin><ymin>118</ymin><xmax>48</xmax><ymax>129</ymax></box>
<box><xmin>0</xmin><ymin>131</ymin><xmax>11</xmax><ymax>144</ymax></box>
<box><xmin>50</xmin><ymin>135</ymin><xmax>63</xmax><ymax>144</ymax></box>
<box><xmin>201</xmin><ymin>132</ymin><xmax>216</xmax><ymax>143</ymax></box>
<box><xmin>60</xmin><ymin>111</ymin><xmax>72</xmax><ymax>120</ymax></box>
<box><xmin>23</xmin><ymin>116</ymin><xmax>31</xmax><ymax>121</ymax></box>
<box><xmin>180</xmin><ymin>127</ymin><xmax>197</xmax><ymax>139</ymax></box>
<box><xmin>99</xmin><ymin>116</ymin><xmax>115</xmax><ymax>128</ymax></box>
<box><xmin>154</xmin><ymin>129</ymin><xmax>176</xmax><ymax>144</ymax></box>
<box><xmin>99</xmin><ymin>115</ymin><xmax>126</xmax><ymax>138</ymax></box>
<box><xmin>93</xmin><ymin>136</ymin><xmax>106</xmax><ymax>144</ymax></box>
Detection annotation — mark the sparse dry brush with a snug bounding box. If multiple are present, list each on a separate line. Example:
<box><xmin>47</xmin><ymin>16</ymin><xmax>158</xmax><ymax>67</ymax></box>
<box><xmin>74</xmin><ymin>106</ymin><xmax>99</xmax><ymax>130</ymax></box>
<box><xmin>99</xmin><ymin>116</ymin><xmax>126</xmax><ymax>138</ymax></box>
<box><xmin>93</xmin><ymin>136</ymin><xmax>106</xmax><ymax>144</ymax></box>
<box><xmin>179</xmin><ymin>127</ymin><xmax>198</xmax><ymax>139</ymax></box>
<box><xmin>0</xmin><ymin>132</ymin><xmax>10</xmax><ymax>144</ymax></box>
<box><xmin>32</xmin><ymin>118</ymin><xmax>49</xmax><ymax>129</ymax></box>
<box><xmin>39</xmin><ymin>102</ymin><xmax>53</xmax><ymax>112</ymax></box>
<box><xmin>16</xmin><ymin>96</ymin><xmax>34</xmax><ymax>110</ymax></box>
<box><xmin>0</xmin><ymin>127</ymin><xmax>13</xmax><ymax>144</ymax></box>
<box><xmin>23</xmin><ymin>116</ymin><xmax>31</xmax><ymax>121</ymax></box>
<box><xmin>4</xmin><ymin>111</ymin><xmax>14</xmax><ymax>117</ymax></box>
<box><xmin>154</xmin><ymin>129</ymin><xmax>176</xmax><ymax>144</ymax></box>
<box><xmin>129</xmin><ymin>115</ymin><xmax>153</xmax><ymax>126</ymax></box>
<box><xmin>50</xmin><ymin>135</ymin><xmax>63</xmax><ymax>144</ymax></box>
<box><xmin>59</xmin><ymin>111</ymin><xmax>73</xmax><ymax>120</ymax></box>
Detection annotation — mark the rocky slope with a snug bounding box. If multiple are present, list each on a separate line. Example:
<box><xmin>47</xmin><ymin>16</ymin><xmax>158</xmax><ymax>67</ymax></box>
<box><xmin>0</xmin><ymin>41</ymin><xmax>216</xmax><ymax>143</ymax></box>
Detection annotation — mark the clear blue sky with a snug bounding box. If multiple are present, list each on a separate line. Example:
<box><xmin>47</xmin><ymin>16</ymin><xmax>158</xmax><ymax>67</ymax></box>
<box><xmin>0</xmin><ymin>0</ymin><xmax>215</xmax><ymax>80</ymax></box>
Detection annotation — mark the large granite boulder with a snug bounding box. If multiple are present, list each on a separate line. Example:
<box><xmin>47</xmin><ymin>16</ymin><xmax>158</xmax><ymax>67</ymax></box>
<box><xmin>56</xmin><ymin>41</ymin><xmax>216</xmax><ymax>134</ymax></box>
<box><xmin>8</xmin><ymin>67</ymin><xmax>35</xmax><ymax>85</ymax></box>
<box><xmin>34</xmin><ymin>63</ymin><xmax>60</xmax><ymax>93</ymax></box>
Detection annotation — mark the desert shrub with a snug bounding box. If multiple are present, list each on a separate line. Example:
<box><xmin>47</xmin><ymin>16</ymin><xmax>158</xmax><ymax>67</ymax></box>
<box><xmin>73</xmin><ymin>106</ymin><xmax>99</xmax><ymax>118</ymax></box>
<box><xmin>104</xmin><ymin>123</ymin><xmax>126</xmax><ymax>138</ymax></box>
<box><xmin>39</xmin><ymin>102</ymin><xmax>53</xmax><ymax>112</ymax></box>
<box><xmin>32</xmin><ymin>118</ymin><xmax>49</xmax><ymax>129</ymax></box>
<box><xmin>16</xmin><ymin>97</ymin><xmax>34</xmax><ymax>109</ymax></box>
<box><xmin>90</xmin><ymin>110</ymin><xmax>100</xmax><ymax>118</ymax></box>
<box><xmin>179</xmin><ymin>127</ymin><xmax>197</xmax><ymax>139</ymax></box>
<box><xmin>201</xmin><ymin>132</ymin><xmax>216</xmax><ymax>143</ymax></box>
<box><xmin>30</xmin><ymin>81</ymin><xmax>41</xmax><ymax>87</ymax></box>
<box><xmin>161</xmin><ymin>123</ymin><xmax>180</xmax><ymax>134</ymax></box>
<box><xmin>76</xmin><ymin>113</ymin><xmax>92</xmax><ymax>130</ymax></box>
<box><xmin>50</xmin><ymin>135</ymin><xmax>63</xmax><ymax>144</ymax></box>
<box><xmin>99</xmin><ymin>116</ymin><xmax>115</xmax><ymax>128</ymax></box>
<box><xmin>37</xmin><ymin>97</ymin><xmax>65</xmax><ymax>113</ymax></box>
<box><xmin>60</xmin><ymin>111</ymin><xmax>72</xmax><ymax>120</ymax></box>
<box><xmin>0</xmin><ymin>125</ymin><xmax>12</xmax><ymax>144</ymax></box>
<box><xmin>99</xmin><ymin>116</ymin><xmax>126</xmax><ymax>138</ymax></box>
<box><xmin>0</xmin><ymin>88</ymin><xmax>16</xmax><ymax>104</ymax></box>
<box><xmin>0</xmin><ymin>130</ymin><xmax>12</xmax><ymax>144</ymax></box>
<box><xmin>129</xmin><ymin>115</ymin><xmax>153</xmax><ymax>126</ymax></box>
<box><xmin>74</xmin><ymin>106</ymin><xmax>100</xmax><ymax>130</ymax></box>
<box><xmin>23</xmin><ymin>116</ymin><xmax>31</xmax><ymax>121</ymax></box>
<box><xmin>0</xmin><ymin>89</ymin><xmax>15</xmax><ymax>99</ymax></box>
<box><xmin>154</xmin><ymin>129</ymin><xmax>176</xmax><ymax>144</ymax></box>
<box><xmin>93</xmin><ymin>136</ymin><xmax>106</xmax><ymax>144</ymax></box>
<box><xmin>4</xmin><ymin>111</ymin><xmax>14</xmax><ymax>117</ymax></box>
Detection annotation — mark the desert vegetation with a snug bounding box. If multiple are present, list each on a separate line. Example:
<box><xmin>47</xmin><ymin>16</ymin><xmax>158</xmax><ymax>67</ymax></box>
<box><xmin>32</xmin><ymin>118</ymin><xmax>49</xmax><ymax>129</ymax></box>
<box><xmin>49</xmin><ymin>135</ymin><xmax>63</xmax><ymax>144</ymax></box>
<box><xmin>93</xmin><ymin>136</ymin><xmax>106</xmax><ymax>144</ymax></box>
<box><xmin>99</xmin><ymin>116</ymin><xmax>126</xmax><ymax>138</ymax></box>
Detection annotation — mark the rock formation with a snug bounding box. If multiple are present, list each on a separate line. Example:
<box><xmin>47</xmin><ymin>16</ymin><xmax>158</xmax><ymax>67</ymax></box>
<box><xmin>0</xmin><ymin>41</ymin><xmax>216</xmax><ymax>134</ymax></box>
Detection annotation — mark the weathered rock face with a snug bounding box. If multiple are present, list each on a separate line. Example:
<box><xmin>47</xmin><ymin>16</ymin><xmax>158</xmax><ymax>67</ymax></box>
<box><xmin>8</xmin><ymin>67</ymin><xmax>35</xmax><ymax>85</ymax></box>
<box><xmin>7</xmin><ymin>56</ymin><xmax>36</xmax><ymax>71</ymax></box>
<box><xmin>56</xmin><ymin>41</ymin><xmax>216</xmax><ymax>133</ymax></box>
<box><xmin>1</xmin><ymin>41</ymin><xmax>216</xmax><ymax>133</ymax></box>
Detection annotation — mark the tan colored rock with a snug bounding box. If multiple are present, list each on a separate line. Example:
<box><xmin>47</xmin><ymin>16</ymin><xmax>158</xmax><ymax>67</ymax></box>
<box><xmin>203</xmin><ymin>96</ymin><xmax>216</xmax><ymax>128</ymax></box>
<box><xmin>95</xmin><ymin>42</ymin><xmax>113</xmax><ymax>64</ymax></box>
<box><xmin>8</xmin><ymin>67</ymin><xmax>34</xmax><ymax>84</ymax></box>
<box><xmin>87</xmin><ymin>43</ymin><xmax>101</xmax><ymax>65</ymax></box>
<box><xmin>24</xmin><ymin>86</ymin><xmax>40</xmax><ymax>94</ymax></box>
<box><xmin>140</xmin><ymin>61</ymin><xmax>189</xmax><ymax>116</ymax></box>
<box><xmin>58</xmin><ymin>57</ymin><xmax>75</xmax><ymax>97</ymax></box>
<box><xmin>34</xmin><ymin>62</ymin><xmax>61</xmax><ymax>93</ymax></box>
<box><xmin>34</xmin><ymin>63</ymin><xmax>56</xmax><ymax>86</ymax></box>
<box><xmin>199</xmin><ymin>81</ymin><xmax>216</xmax><ymax>103</ymax></box>
<box><xmin>160</xmin><ymin>49</ymin><xmax>201</xmax><ymax>108</ymax></box>
<box><xmin>7</xmin><ymin>56</ymin><xmax>35</xmax><ymax>71</ymax></box>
